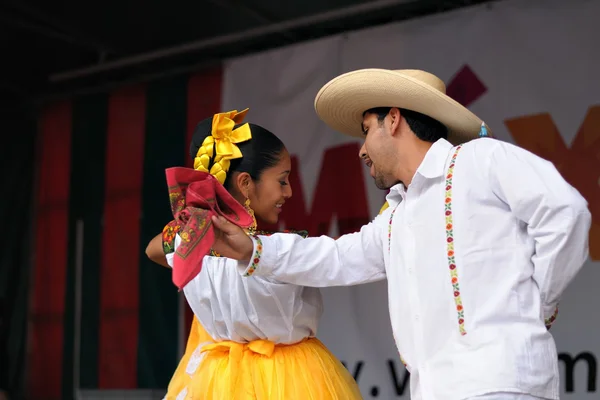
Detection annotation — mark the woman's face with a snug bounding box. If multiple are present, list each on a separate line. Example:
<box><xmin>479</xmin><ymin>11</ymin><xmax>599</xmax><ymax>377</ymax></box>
<box><xmin>248</xmin><ymin>149</ymin><xmax>292</xmax><ymax>225</ymax></box>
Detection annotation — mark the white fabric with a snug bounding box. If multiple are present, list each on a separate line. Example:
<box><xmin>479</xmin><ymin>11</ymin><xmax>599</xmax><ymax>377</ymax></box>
<box><xmin>185</xmin><ymin>341</ymin><xmax>211</xmax><ymax>375</ymax></box>
<box><xmin>220</xmin><ymin>0</ymin><xmax>600</xmax><ymax>398</ymax></box>
<box><xmin>166</xmin><ymin>235</ymin><xmax>323</xmax><ymax>344</ymax></box>
<box><xmin>467</xmin><ymin>393</ymin><xmax>548</xmax><ymax>400</ymax></box>
<box><xmin>238</xmin><ymin>138</ymin><xmax>591</xmax><ymax>400</ymax></box>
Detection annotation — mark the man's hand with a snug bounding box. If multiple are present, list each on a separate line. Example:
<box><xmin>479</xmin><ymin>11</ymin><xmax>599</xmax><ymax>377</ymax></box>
<box><xmin>211</xmin><ymin>215</ymin><xmax>254</xmax><ymax>261</ymax></box>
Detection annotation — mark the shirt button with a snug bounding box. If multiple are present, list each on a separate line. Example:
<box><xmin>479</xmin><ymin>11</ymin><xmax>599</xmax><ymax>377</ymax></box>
<box><xmin>415</xmin><ymin>315</ymin><xmax>420</xmax><ymax>321</ymax></box>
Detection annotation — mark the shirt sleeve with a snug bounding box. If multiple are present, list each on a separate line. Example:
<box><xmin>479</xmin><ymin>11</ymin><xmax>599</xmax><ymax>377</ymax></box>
<box><xmin>485</xmin><ymin>140</ymin><xmax>591</xmax><ymax>326</ymax></box>
<box><xmin>162</xmin><ymin>220</ymin><xmax>180</xmax><ymax>254</ymax></box>
<box><xmin>165</xmin><ymin>234</ymin><xmax>181</xmax><ymax>268</ymax></box>
<box><xmin>236</xmin><ymin>213</ymin><xmax>388</xmax><ymax>287</ymax></box>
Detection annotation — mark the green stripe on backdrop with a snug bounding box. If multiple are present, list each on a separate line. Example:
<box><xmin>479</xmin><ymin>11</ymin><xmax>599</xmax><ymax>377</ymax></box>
<box><xmin>137</xmin><ymin>76</ymin><xmax>187</xmax><ymax>388</ymax></box>
<box><xmin>62</xmin><ymin>94</ymin><xmax>108</xmax><ymax>396</ymax></box>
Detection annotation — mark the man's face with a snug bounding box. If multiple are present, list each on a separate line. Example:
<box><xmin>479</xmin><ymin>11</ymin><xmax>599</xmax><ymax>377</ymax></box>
<box><xmin>359</xmin><ymin>112</ymin><xmax>398</xmax><ymax>190</ymax></box>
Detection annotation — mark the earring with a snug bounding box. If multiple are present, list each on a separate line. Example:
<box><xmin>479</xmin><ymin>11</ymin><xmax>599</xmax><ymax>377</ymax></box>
<box><xmin>244</xmin><ymin>198</ymin><xmax>257</xmax><ymax>235</ymax></box>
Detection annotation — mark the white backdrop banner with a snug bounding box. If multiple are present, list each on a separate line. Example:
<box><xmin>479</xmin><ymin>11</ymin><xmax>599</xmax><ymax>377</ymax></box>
<box><xmin>221</xmin><ymin>0</ymin><xmax>600</xmax><ymax>398</ymax></box>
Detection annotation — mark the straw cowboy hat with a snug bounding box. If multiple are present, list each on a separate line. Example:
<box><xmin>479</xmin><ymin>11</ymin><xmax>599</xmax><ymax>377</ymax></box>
<box><xmin>314</xmin><ymin>68</ymin><xmax>491</xmax><ymax>145</ymax></box>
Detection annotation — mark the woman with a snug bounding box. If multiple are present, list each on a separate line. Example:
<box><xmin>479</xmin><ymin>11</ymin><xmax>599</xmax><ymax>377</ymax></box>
<box><xmin>146</xmin><ymin>109</ymin><xmax>362</xmax><ymax>399</ymax></box>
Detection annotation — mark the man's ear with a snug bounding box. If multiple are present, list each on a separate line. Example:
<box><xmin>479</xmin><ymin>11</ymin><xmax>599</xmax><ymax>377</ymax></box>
<box><xmin>388</xmin><ymin>107</ymin><xmax>402</xmax><ymax>137</ymax></box>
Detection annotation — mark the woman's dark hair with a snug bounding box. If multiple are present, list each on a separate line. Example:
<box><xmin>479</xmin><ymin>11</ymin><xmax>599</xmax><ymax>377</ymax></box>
<box><xmin>364</xmin><ymin>107</ymin><xmax>448</xmax><ymax>142</ymax></box>
<box><xmin>189</xmin><ymin>117</ymin><xmax>286</xmax><ymax>190</ymax></box>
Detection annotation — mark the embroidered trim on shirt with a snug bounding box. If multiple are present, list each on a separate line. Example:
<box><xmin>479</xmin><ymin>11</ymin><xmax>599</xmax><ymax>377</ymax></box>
<box><xmin>162</xmin><ymin>220</ymin><xmax>181</xmax><ymax>255</ymax></box>
<box><xmin>545</xmin><ymin>305</ymin><xmax>559</xmax><ymax>329</ymax></box>
<box><xmin>388</xmin><ymin>205</ymin><xmax>399</xmax><ymax>253</ymax></box>
<box><xmin>445</xmin><ymin>145</ymin><xmax>467</xmax><ymax>336</ymax></box>
<box><xmin>244</xmin><ymin>235</ymin><xmax>263</xmax><ymax>277</ymax></box>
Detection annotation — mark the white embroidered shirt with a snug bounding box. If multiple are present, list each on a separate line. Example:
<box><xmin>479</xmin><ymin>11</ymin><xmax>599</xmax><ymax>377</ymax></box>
<box><xmin>238</xmin><ymin>138</ymin><xmax>591</xmax><ymax>400</ymax></box>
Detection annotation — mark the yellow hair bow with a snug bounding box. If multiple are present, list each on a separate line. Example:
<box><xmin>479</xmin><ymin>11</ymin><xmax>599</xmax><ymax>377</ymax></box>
<box><xmin>194</xmin><ymin>109</ymin><xmax>252</xmax><ymax>184</ymax></box>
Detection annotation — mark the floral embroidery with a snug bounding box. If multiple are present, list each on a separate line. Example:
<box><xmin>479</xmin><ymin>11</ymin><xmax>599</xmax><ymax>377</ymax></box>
<box><xmin>166</xmin><ymin>179</ymin><xmax>213</xmax><ymax>263</ymax></box>
<box><xmin>388</xmin><ymin>205</ymin><xmax>399</xmax><ymax>253</ymax></box>
<box><xmin>244</xmin><ymin>236</ymin><xmax>263</xmax><ymax>277</ymax></box>
<box><xmin>545</xmin><ymin>305</ymin><xmax>559</xmax><ymax>329</ymax></box>
<box><xmin>162</xmin><ymin>220</ymin><xmax>181</xmax><ymax>254</ymax></box>
<box><xmin>169</xmin><ymin>190</ymin><xmax>186</xmax><ymax>216</ymax></box>
<box><xmin>445</xmin><ymin>145</ymin><xmax>467</xmax><ymax>336</ymax></box>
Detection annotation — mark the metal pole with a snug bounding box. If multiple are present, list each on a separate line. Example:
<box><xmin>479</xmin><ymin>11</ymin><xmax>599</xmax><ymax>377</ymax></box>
<box><xmin>38</xmin><ymin>58</ymin><xmax>221</xmax><ymax>105</ymax></box>
<box><xmin>4</xmin><ymin>0</ymin><xmax>114</xmax><ymax>53</ymax></box>
<box><xmin>73</xmin><ymin>220</ymin><xmax>84</xmax><ymax>400</ymax></box>
<box><xmin>49</xmin><ymin>0</ymin><xmax>410</xmax><ymax>82</ymax></box>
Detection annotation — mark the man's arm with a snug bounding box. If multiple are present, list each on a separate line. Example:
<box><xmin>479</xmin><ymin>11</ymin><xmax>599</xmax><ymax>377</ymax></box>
<box><xmin>485</xmin><ymin>140</ymin><xmax>591</xmax><ymax>326</ymax></box>
<box><xmin>212</xmin><ymin>213</ymin><xmax>388</xmax><ymax>287</ymax></box>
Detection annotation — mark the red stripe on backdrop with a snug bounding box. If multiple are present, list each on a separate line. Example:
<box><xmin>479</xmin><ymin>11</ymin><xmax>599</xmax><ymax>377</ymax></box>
<box><xmin>28</xmin><ymin>102</ymin><xmax>73</xmax><ymax>399</ymax></box>
<box><xmin>182</xmin><ymin>68</ymin><xmax>223</xmax><ymax>340</ymax></box>
<box><xmin>186</xmin><ymin>67</ymin><xmax>224</xmax><ymax>166</ymax></box>
<box><xmin>98</xmin><ymin>85</ymin><xmax>146</xmax><ymax>388</ymax></box>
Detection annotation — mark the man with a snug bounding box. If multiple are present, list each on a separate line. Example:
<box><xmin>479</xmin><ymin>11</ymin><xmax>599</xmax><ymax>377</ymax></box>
<box><xmin>210</xmin><ymin>69</ymin><xmax>591</xmax><ymax>400</ymax></box>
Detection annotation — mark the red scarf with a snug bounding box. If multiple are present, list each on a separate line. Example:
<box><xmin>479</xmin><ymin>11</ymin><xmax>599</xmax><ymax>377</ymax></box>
<box><xmin>165</xmin><ymin>167</ymin><xmax>254</xmax><ymax>289</ymax></box>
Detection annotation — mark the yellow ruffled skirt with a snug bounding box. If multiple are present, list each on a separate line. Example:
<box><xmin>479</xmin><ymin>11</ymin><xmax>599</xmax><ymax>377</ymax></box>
<box><xmin>164</xmin><ymin>316</ymin><xmax>362</xmax><ymax>399</ymax></box>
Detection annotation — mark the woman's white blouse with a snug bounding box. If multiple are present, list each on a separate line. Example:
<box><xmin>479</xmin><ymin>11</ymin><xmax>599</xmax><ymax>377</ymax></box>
<box><xmin>166</xmin><ymin>233</ymin><xmax>323</xmax><ymax>344</ymax></box>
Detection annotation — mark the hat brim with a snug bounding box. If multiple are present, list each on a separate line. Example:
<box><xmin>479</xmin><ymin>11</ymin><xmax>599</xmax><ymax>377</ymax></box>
<box><xmin>314</xmin><ymin>69</ymin><xmax>490</xmax><ymax>145</ymax></box>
